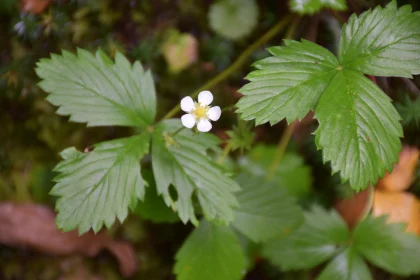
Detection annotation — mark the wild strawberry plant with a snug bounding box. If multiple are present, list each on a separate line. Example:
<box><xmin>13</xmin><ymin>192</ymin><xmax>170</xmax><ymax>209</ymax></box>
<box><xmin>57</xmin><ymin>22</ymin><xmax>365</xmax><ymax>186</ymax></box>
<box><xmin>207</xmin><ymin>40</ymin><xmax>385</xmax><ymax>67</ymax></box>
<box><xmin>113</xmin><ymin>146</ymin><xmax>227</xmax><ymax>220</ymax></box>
<box><xmin>34</xmin><ymin>0</ymin><xmax>420</xmax><ymax>279</ymax></box>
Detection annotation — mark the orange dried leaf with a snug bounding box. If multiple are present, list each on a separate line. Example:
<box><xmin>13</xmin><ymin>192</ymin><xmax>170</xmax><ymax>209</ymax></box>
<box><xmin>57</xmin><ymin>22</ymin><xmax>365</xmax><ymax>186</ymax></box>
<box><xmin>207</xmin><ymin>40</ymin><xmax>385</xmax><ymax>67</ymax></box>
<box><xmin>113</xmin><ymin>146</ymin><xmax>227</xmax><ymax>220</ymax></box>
<box><xmin>335</xmin><ymin>187</ymin><xmax>373</xmax><ymax>229</ymax></box>
<box><xmin>377</xmin><ymin>146</ymin><xmax>419</xmax><ymax>192</ymax></box>
<box><xmin>372</xmin><ymin>190</ymin><xmax>420</xmax><ymax>234</ymax></box>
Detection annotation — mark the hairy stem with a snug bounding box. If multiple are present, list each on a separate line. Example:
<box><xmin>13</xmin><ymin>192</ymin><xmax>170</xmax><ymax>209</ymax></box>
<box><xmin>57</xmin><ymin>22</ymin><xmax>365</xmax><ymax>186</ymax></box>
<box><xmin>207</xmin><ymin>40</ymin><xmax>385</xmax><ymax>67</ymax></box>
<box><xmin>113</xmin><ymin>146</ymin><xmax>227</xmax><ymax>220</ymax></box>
<box><xmin>161</xmin><ymin>15</ymin><xmax>294</xmax><ymax>121</ymax></box>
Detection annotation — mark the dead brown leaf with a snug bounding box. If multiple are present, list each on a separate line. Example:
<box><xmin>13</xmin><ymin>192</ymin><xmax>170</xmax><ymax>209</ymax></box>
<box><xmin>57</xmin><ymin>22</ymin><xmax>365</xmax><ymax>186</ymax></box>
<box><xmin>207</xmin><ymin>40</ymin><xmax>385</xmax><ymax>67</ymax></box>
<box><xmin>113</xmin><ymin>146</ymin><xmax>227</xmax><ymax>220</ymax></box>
<box><xmin>0</xmin><ymin>202</ymin><xmax>138</xmax><ymax>277</ymax></box>
<box><xmin>335</xmin><ymin>188</ymin><xmax>372</xmax><ymax>229</ymax></box>
<box><xmin>372</xmin><ymin>190</ymin><xmax>420</xmax><ymax>234</ymax></box>
<box><xmin>21</xmin><ymin>0</ymin><xmax>51</xmax><ymax>15</ymax></box>
<box><xmin>377</xmin><ymin>146</ymin><xmax>419</xmax><ymax>192</ymax></box>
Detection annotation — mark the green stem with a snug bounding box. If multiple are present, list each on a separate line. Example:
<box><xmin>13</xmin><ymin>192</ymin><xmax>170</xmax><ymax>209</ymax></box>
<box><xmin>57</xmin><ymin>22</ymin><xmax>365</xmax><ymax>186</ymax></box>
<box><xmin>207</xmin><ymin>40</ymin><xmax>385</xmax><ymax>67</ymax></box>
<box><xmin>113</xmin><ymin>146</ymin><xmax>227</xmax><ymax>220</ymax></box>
<box><xmin>267</xmin><ymin>121</ymin><xmax>297</xmax><ymax>179</ymax></box>
<box><xmin>217</xmin><ymin>142</ymin><xmax>233</xmax><ymax>164</ymax></box>
<box><xmin>161</xmin><ymin>15</ymin><xmax>294</xmax><ymax>121</ymax></box>
<box><xmin>283</xmin><ymin>16</ymin><xmax>301</xmax><ymax>41</ymax></box>
<box><xmin>170</xmin><ymin>126</ymin><xmax>185</xmax><ymax>138</ymax></box>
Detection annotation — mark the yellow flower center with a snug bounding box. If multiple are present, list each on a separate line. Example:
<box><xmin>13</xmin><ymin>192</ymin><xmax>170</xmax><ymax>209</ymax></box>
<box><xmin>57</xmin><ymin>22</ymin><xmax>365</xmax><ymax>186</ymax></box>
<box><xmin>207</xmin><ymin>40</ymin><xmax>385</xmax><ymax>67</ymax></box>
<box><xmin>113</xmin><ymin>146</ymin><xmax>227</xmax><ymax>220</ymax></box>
<box><xmin>194</xmin><ymin>105</ymin><xmax>207</xmax><ymax>119</ymax></box>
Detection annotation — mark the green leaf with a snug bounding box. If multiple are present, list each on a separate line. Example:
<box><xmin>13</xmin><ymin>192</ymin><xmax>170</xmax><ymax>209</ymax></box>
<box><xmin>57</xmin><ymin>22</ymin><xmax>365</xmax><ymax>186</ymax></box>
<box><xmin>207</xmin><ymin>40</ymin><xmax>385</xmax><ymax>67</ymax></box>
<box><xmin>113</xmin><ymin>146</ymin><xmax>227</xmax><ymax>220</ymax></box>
<box><xmin>151</xmin><ymin>120</ymin><xmax>240</xmax><ymax>225</ymax></box>
<box><xmin>238</xmin><ymin>4</ymin><xmax>413</xmax><ymax>190</ymax></box>
<box><xmin>289</xmin><ymin>0</ymin><xmax>347</xmax><ymax>15</ymax></box>
<box><xmin>353</xmin><ymin>216</ymin><xmax>420</xmax><ymax>276</ymax></box>
<box><xmin>239</xmin><ymin>145</ymin><xmax>312</xmax><ymax>197</ymax></box>
<box><xmin>339</xmin><ymin>1</ymin><xmax>420</xmax><ymax>78</ymax></box>
<box><xmin>314</xmin><ymin>70</ymin><xmax>402</xmax><ymax>190</ymax></box>
<box><xmin>236</xmin><ymin>39</ymin><xmax>339</xmax><ymax>125</ymax></box>
<box><xmin>133</xmin><ymin>169</ymin><xmax>179</xmax><ymax>223</ymax></box>
<box><xmin>174</xmin><ymin>220</ymin><xmax>247</xmax><ymax>280</ymax></box>
<box><xmin>51</xmin><ymin>133</ymin><xmax>150</xmax><ymax>234</ymax></box>
<box><xmin>208</xmin><ymin>0</ymin><xmax>258</xmax><ymax>41</ymax></box>
<box><xmin>262</xmin><ymin>206</ymin><xmax>349</xmax><ymax>270</ymax></box>
<box><xmin>396</xmin><ymin>95</ymin><xmax>420</xmax><ymax>129</ymax></box>
<box><xmin>226</xmin><ymin>121</ymin><xmax>255</xmax><ymax>153</ymax></box>
<box><xmin>263</xmin><ymin>210</ymin><xmax>420</xmax><ymax>278</ymax></box>
<box><xmin>36</xmin><ymin>49</ymin><xmax>156</xmax><ymax>127</ymax></box>
<box><xmin>317</xmin><ymin>247</ymin><xmax>373</xmax><ymax>280</ymax></box>
<box><xmin>232</xmin><ymin>173</ymin><xmax>304</xmax><ymax>242</ymax></box>
<box><xmin>236</xmin><ymin>41</ymin><xmax>403</xmax><ymax>190</ymax></box>
<box><xmin>234</xmin><ymin>230</ymin><xmax>261</xmax><ymax>271</ymax></box>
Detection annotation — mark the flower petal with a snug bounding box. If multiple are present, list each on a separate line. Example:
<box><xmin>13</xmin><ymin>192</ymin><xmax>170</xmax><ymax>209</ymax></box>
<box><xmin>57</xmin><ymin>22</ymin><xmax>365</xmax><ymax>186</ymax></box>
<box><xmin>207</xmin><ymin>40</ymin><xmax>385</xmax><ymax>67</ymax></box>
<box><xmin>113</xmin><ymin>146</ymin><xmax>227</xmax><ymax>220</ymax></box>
<box><xmin>181</xmin><ymin>114</ymin><xmax>196</xmax><ymax>128</ymax></box>
<box><xmin>197</xmin><ymin>118</ymin><xmax>212</xmax><ymax>132</ymax></box>
<box><xmin>181</xmin><ymin>96</ymin><xmax>195</xmax><ymax>112</ymax></box>
<box><xmin>198</xmin><ymin>90</ymin><xmax>213</xmax><ymax>106</ymax></box>
<box><xmin>207</xmin><ymin>106</ymin><xmax>221</xmax><ymax>121</ymax></box>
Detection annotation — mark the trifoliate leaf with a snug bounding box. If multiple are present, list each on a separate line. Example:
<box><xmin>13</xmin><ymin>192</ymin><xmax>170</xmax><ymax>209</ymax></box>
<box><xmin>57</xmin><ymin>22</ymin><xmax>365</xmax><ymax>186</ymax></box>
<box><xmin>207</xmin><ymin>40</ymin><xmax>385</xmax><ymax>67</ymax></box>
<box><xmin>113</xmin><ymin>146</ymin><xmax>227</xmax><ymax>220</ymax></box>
<box><xmin>237</xmin><ymin>36</ymin><xmax>403</xmax><ymax>190</ymax></box>
<box><xmin>151</xmin><ymin>120</ymin><xmax>240</xmax><ymax>225</ymax></box>
<box><xmin>339</xmin><ymin>1</ymin><xmax>420</xmax><ymax>78</ymax></box>
<box><xmin>353</xmin><ymin>216</ymin><xmax>420</xmax><ymax>276</ymax></box>
<box><xmin>226</xmin><ymin>121</ymin><xmax>255</xmax><ymax>153</ymax></box>
<box><xmin>239</xmin><ymin>145</ymin><xmax>311</xmax><ymax>197</ymax></box>
<box><xmin>208</xmin><ymin>0</ymin><xmax>258</xmax><ymax>41</ymax></box>
<box><xmin>262</xmin><ymin>206</ymin><xmax>349</xmax><ymax>270</ymax></box>
<box><xmin>314</xmin><ymin>70</ymin><xmax>402</xmax><ymax>190</ymax></box>
<box><xmin>51</xmin><ymin>133</ymin><xmax>151</xmax><ymax>234</ymax></box>
<box><xmin>317</xmin><ymin>247</ymin><xmax>373</xmax><ymax>280</ymax></box>
<box><xmin>174</xmin><ymin>220</ymin><xmax>246</xmax><ymax>280</ymax></box>
<box><xmin>236</xmin><ymin>39</ymin><xmax>339</xmax><ymax>125</ymax></box>
<box><xmin>396</xmin><ymin>95</ymin><xmax>420</xmax><ymax>128</ymax></box>
<box><xmin>133</xmin><ymin>169</ymin><xmax>179</xmax><ymax>223</ymax></box>
<box><xmin>289</xmin><ymin>0</ymin><xmax>347</xmax><ymax>15</ymax></box>
<box><xmin>232</xmin><ymin>173</ymin><xmax>303</xmax><ymax>242</ymax></box>
<box><xmin>36</xmin><ymin>49</ymin><xmax>156</xmax><ymax>127</ymax></box>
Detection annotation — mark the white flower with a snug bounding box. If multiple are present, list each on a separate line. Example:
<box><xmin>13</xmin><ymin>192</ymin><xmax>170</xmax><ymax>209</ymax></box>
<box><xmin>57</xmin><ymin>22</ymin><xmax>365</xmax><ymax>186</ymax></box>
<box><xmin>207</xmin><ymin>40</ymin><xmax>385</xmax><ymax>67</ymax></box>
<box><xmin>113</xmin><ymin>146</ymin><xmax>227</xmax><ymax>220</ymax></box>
<box><xmin>180</xmin><ymin>91</ymin><xmax>221</xmax><ymax>132</ymax></box>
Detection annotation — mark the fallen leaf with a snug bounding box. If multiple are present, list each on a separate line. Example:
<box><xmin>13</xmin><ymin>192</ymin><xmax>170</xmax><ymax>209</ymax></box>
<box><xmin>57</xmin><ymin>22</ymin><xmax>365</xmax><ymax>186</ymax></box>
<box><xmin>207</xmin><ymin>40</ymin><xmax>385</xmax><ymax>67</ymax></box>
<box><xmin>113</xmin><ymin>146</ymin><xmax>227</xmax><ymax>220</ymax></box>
<box><xmin>377</xmin><ymin>146</ymin><xmax>419</xmax><ymax>192</ymax></box>
<box><xmin>372</xmin><ymin>190</ymin><xmax>420</xmax><ymax>234</ymax></box>
<box><xmin>335</xmin><ymin>187</ymin><xmax>373</xmax><ymax>229</ymax></box>
<box><xmin>0</xmin><ymin>202</ymin><xmax>138</xmax><ymax>277</ymax></box>
<box><xmin>21</xmin><ymin>0</ymin><xmax>51</xmax><ymax>14</ymax></box>
<box><xmin>162</xmin><ymin>30</ymin><xmax>198</xmax><ymax>73</ymax></box>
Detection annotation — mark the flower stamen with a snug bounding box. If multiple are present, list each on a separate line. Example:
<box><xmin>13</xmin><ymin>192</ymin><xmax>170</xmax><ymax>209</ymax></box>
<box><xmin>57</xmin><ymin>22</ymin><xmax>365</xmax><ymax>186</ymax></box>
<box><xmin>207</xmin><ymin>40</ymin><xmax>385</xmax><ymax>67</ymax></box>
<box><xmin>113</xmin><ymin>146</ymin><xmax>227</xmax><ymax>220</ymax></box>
<box><xmin>193</xmin><ymin>105</ymin><xmax>208</xmax><ymax>119</ymax></box>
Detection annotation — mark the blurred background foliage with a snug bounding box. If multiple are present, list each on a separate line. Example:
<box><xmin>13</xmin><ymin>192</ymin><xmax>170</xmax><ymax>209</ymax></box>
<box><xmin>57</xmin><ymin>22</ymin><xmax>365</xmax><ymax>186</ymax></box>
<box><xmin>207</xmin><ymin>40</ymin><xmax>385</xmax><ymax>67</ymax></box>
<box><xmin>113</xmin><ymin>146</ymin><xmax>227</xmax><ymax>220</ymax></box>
<box><xmin>1</xmin><ymin>0</ymin><xmax>420</xmax><ymax>279</ymax></box>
